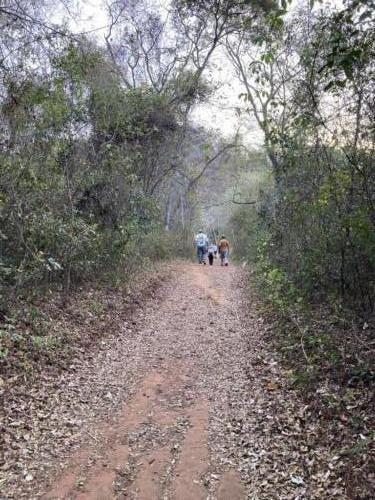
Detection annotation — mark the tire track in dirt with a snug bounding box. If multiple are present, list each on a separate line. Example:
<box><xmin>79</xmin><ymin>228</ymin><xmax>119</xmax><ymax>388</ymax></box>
<box><xmin>43</xmin><ymin>364</ymin><xmax>186</xmax><ymax>499</ymax></box>
<box><xmin>39</xmin><ymin>262</ymin><xmax>245</xmax><ymax>499</ymax></box>
<box><xmin>172</xmin><ymin>401</ymin><xmax>209</xmax><ymax>500</ymax></box>
<box><xmin>3</xmin><ymin>261</ymin><xmax>353</xmax><ymax>499</ymax></box>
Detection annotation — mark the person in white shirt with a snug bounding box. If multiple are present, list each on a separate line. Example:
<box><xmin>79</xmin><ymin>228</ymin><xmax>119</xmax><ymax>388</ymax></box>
<box><xmin>194</xmin><ymin>230</ymin><xmax>208</xmax><ymax>264</ymax></box>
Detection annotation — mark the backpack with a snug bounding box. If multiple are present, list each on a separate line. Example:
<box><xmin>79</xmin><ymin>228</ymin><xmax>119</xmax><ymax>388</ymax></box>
<box><xmin>196</xmin><ymin>233</ymin><xmax>207</xmax><ymax>247</ymax></box>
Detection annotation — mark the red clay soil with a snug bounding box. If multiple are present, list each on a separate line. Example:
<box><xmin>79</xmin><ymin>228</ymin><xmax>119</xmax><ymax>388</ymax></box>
<box><xmin>1</xmin><ymin>262</ymin><xmax>355</xmax><ymax>499</ymax></box>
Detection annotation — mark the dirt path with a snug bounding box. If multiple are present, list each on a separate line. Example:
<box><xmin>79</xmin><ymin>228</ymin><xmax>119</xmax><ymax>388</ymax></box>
<box><xmin>2</xmin><ymin>262</ymin><xmax>349</xmax><ymax>499</ymax></box>
<box><xmin>39</xmin><ymin>263</ymin><xmax>245</xmax><ymax>500</ymax></box>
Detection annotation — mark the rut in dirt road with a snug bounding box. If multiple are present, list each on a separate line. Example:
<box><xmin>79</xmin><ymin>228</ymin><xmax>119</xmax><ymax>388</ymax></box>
<box><xmin>4</xmin><ymin>262</ymin><xmax>349</xmax><ymax>499</ymax></box>
<box><xmin>42</xmin><ymin>263</ymin><xmax>246</xmax><ymax>500</ymax></box>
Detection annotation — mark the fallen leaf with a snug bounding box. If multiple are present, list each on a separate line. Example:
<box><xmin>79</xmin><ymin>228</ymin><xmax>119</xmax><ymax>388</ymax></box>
<box><xmin>291</xmin><ymin>475</ymin><xmax>304</xmax><ymax>486</ymax></box>
<box><xmin>266</xmin><ymin>381</ymin><xmax>280</xmax><ymax>391</ymax></box>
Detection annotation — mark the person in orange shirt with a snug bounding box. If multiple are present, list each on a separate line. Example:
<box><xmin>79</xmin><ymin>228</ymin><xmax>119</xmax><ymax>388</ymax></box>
<box><xmin>218</xmin><ymin>235</ymin><xmax>230</xmax><ymax>266</ymax></box>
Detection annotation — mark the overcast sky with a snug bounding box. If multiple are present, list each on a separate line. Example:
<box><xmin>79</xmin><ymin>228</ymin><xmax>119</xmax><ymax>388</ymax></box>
<box><xmin>52</xmin><ymin>0</ymin><xmax>261</xmax><ymax>143</ymax></box>
<box><xmin>55</xmin><ymin>0</ymin><xmax>343</xmax><ymax>146</ymax></box>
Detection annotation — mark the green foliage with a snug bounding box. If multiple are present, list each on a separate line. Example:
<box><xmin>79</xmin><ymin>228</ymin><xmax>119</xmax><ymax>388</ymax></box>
<box><xmin>274</xmin><ymin>145</ymin><xmax>373</xmax><ymax>310</ymax></box>
<box><xmin>230</xmin><ymin>0</ymin><xmax>375</xmax><ymax>314</ymax></box>
<box><xmin>256</xmin><ymin>234</ymin><xmax>302</xmax><ymax>312</ymax></box>
<box><xmin>0</xmin><ymin>39</ymin><xmax>194</xmax><ymax>311</ymax></box>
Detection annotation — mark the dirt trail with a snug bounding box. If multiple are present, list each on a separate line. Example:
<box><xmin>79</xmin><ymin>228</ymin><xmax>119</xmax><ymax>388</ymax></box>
<box><xmin>2</xmin><ymin>262</ymin><xmax>349</xmax><ymax>499</ymax></box>
<box><xmin>40</xmin><ymin>263</ymin><xmax>244</xmax><ymax>499</ymax></box>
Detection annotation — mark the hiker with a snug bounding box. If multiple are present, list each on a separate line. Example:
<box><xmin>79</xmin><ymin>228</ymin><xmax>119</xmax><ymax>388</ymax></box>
<box><xmin>213</xmin><ymin>243</ymin><xmax>218</xmax><ymax>258</ymax></box>
<box><xmin>207</xmin><ymin>242</ymin><xmax>216</xmax><ymax>266</ymax></box>
<box><xmin>218</xmin><ymin>235</ymin><xmax>230</xmax><ymax>266</ymax></box>
<box><xmin>194</xmin><ymin>230</ymin><xmax>209</xmax><ymax>264</ymax></box>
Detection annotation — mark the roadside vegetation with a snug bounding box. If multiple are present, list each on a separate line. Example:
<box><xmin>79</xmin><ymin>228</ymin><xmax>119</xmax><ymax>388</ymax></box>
<box><xmin>0</xmin><ymin>1</ymin><xmax>373</xmax><ymax>496</ymax></box>
<box><xmin>227</xmin><ymin>2</ymin><xmax>374</xmax><ymax>494</ymax></box>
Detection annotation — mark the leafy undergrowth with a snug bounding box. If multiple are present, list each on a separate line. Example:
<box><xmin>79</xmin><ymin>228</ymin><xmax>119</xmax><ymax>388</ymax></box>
<box><xmin>256</xmin><ymin>289</ymin><xmax>375</xmax><ymax>499</ymax></box>
<box><xmin>0</xmin><ymin>263</ymin><xmax>172</xmax><ymax>383</ymax></box>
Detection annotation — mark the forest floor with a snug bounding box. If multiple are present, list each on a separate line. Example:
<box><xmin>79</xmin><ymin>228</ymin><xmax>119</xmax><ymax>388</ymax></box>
<box><xmin>0</xmin><ymin>262</ymin><xmax>372</xmax><ymax>499</ymax></box>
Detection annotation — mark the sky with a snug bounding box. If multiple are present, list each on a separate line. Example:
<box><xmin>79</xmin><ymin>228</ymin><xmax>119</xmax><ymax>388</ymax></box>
<box><xmin>53</xmin><ymin>0</ymin><xmax>261</xmax><ymax>143</ymax></box>
<box><xmin>55</xmin><ymin>0</ymin><xmax>344</xmax><ymax>146</ymax></box>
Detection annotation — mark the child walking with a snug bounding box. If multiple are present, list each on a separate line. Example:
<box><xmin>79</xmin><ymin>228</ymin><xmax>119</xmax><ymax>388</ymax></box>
<box><xmin>207</xmin><ymin>243</ymin><xmax>216</xmax><ymax>265</ymax></box>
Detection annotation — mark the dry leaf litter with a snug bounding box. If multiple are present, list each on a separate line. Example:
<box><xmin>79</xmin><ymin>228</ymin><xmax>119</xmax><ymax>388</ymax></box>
<box><xmin>0</xmin><ymin>262</ymin><xmax>372</xmax><ymax>499</ymax></box>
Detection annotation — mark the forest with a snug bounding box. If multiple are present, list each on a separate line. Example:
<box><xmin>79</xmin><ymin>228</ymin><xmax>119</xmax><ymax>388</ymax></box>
<box><xmin>0</xmin><ymin>0</ymin><xmax>374</xmax><ymax>498</ymax></box>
